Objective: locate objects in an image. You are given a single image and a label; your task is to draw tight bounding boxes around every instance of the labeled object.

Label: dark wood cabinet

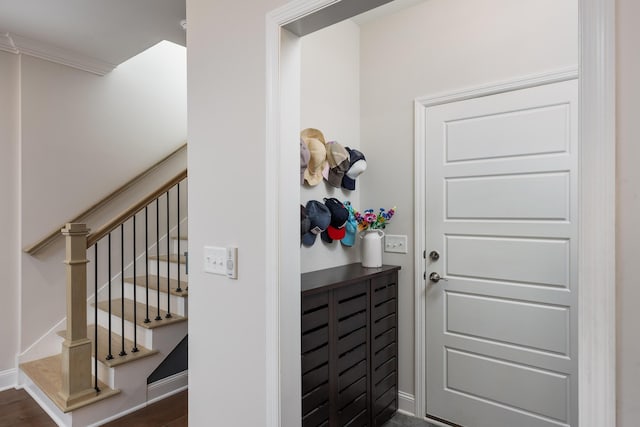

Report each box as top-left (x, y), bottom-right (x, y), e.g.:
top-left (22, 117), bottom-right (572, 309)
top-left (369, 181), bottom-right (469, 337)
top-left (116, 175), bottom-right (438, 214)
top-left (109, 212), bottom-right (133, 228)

top-left (301, 264), bottom-right (401, 427)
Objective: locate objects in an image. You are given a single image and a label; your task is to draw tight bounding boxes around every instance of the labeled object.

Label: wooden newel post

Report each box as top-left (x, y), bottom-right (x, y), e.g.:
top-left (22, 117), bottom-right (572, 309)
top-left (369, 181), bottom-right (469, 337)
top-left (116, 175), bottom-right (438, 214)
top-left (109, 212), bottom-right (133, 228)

top-left (59, 223), bottom-right (95, 406)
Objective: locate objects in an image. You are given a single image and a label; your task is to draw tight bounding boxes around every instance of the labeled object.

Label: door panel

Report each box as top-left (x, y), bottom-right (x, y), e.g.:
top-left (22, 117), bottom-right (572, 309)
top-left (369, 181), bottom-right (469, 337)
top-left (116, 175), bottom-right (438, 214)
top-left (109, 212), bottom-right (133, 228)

top-left (446, 348), bottom-right (569, 422)
top-left (446, 235), bottom-right (570, 287)
top-left (446, 292), bottom-right (569, 355)
top-left (446, 172), bottom-right (570, 220)
top-left (425, 79), bottom-right (578, 427)
top-left (445, 103), bottom-right (570, 162)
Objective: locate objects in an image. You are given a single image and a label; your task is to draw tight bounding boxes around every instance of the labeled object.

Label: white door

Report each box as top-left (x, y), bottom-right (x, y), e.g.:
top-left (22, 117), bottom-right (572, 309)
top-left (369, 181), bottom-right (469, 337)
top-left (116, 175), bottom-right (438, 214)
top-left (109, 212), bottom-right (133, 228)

top-left (424, 79), bottom-right (578, 427)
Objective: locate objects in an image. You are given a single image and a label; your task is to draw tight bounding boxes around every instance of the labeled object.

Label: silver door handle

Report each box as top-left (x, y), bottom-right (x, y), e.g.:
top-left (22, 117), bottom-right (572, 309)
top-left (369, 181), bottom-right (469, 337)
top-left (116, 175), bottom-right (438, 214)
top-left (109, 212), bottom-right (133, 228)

top-left (429, 272), bottom-right (448, 283)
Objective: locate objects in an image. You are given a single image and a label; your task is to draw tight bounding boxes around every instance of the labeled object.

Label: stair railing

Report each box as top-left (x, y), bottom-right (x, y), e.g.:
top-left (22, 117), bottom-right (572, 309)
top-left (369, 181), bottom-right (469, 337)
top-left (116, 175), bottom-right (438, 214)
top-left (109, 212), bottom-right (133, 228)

top-left (26, 143), bottom-right (187, 255)
top-left (62, 170), bottom-right (187, 394)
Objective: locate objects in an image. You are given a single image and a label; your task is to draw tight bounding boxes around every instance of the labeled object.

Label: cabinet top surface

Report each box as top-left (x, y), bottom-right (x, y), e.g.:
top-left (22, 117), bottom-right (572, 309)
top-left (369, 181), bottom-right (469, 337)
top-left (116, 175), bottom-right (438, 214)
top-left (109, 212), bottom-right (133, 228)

top-left (301, 263), bottom-right (401, 294)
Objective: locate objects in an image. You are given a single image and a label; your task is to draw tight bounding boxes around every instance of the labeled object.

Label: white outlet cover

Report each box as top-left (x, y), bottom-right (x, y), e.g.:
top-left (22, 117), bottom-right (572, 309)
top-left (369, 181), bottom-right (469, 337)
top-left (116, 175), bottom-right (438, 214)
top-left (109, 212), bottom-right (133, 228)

top-left (204, 246), bottom-right (227, 275)
top-left (384, 234), bottom-right (408, 254)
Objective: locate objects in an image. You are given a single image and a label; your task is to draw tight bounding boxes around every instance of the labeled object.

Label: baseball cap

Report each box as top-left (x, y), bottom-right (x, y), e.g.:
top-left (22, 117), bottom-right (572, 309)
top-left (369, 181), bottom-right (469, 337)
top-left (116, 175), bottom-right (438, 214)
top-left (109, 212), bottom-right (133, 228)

top-left (342, 148), bottom-right (367, 191)
top-left (302, 200), bottom-right (331, 246)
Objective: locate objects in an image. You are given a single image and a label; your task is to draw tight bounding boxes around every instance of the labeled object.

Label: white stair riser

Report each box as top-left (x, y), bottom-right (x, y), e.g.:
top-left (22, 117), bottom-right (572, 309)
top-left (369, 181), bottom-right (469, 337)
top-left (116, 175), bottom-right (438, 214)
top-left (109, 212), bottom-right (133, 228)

top-left (123, 282), bottom-right (188, 317)
top-left (96, 309), bottom-right (154, 350)
top-left (172, 238), bottom-right (188, 255)
top-left (88, 319), bottom-right (187, 390)
top-left (148, 259), bottom-right (187, 280)
top-left (92, 358), bottom-right (114, 389)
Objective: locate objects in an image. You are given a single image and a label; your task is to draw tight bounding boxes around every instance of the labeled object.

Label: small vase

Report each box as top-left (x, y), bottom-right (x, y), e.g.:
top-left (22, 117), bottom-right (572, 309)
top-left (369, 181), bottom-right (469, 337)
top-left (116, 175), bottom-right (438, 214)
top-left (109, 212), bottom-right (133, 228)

top-left (360, 229), bottom-right (385, 268)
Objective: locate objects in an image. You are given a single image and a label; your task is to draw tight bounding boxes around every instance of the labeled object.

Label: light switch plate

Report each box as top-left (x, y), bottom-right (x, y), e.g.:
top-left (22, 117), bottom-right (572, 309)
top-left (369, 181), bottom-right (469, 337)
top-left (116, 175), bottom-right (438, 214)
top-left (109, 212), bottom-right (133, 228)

top-left (204, 246), bottom-right (227, 275)
top-left (385, 234), bottom-right (408, 254)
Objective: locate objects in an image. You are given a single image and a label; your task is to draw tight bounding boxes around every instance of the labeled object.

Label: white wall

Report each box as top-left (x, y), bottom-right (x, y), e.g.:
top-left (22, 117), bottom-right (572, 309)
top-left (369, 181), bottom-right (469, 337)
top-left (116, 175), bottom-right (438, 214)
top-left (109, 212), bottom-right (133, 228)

top-left (359, 0), bottom-right (577, 402)
top-left (186, 0), bottom-right (287, 425)
top-left (19, 41), bottom-right (187, 355)
top-left (0, 50), bottom-right (19, 375)
top-left (616, 0), bottom-right (640, 424)
top-left (184, 0), bottom-right (640, 425)
top-left (300, 20), bottom-right (361, 272)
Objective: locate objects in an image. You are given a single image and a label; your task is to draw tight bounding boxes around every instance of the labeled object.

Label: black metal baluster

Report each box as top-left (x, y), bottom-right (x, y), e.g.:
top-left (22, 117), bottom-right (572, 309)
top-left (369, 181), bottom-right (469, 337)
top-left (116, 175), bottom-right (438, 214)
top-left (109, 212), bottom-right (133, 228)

top-left (119, 224), bottom-right (127, 357)
top-left (176, 182), bottom-right (182, 293)
top-left (144, 207), bottom-right (150, 324)
top-left (166, 191), bottom-right (172, 319)
top-left (155, 199), bottom-right (162, 321)
top-left (94, 243), bottom-right (100, 392)
top-left (132, 216), bottom-right (139, 352)
top-left (106, 233), bottom-right (113, 360)
top-left (184, 251), bottom-right (188, 291)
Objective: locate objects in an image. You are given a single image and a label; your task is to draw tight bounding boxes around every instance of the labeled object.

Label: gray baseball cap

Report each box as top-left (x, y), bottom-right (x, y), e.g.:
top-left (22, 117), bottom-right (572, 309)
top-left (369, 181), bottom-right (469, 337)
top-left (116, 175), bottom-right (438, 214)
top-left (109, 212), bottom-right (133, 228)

top-left (302, 200), bottom-right (331, 247)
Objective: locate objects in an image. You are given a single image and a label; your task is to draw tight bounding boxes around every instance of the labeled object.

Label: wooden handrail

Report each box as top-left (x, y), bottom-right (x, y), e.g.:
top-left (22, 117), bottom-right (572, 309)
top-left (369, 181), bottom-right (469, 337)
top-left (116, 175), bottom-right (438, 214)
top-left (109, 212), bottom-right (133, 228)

top-left (24, 143), bottom-right (187, 255)
top-left (87, 170), bottom-right (187, 248)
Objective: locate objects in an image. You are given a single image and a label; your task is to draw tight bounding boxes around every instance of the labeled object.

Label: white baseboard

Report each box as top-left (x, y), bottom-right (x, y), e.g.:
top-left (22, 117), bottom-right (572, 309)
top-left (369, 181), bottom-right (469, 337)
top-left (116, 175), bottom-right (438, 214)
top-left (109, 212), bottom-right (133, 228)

top-left (147, 370), bottom-right (188, 403)
top-left (86, 371), bottom-right (189, 427)
top-left (397, 390), bottom-right (416, 416)
top-left (20, 371), bottom-right (71, 427)
top-left (0, 368), bottom-right (17, 392)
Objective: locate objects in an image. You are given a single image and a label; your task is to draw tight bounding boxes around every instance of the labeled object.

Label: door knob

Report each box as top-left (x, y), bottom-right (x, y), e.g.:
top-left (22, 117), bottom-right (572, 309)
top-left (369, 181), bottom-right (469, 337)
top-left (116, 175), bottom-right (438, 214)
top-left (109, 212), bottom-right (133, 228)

top-left (429, 272), bottom-right (447, 283)
top-left (429, 251), bottom-right (440, 261)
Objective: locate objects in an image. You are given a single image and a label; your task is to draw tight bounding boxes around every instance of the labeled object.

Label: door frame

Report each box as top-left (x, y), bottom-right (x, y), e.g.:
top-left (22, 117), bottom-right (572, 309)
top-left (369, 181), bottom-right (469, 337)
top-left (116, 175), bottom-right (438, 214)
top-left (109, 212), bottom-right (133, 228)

top-left (265, 1), bottom-right (615, 426)
top-left (414, 68), bottom-right (580, 424)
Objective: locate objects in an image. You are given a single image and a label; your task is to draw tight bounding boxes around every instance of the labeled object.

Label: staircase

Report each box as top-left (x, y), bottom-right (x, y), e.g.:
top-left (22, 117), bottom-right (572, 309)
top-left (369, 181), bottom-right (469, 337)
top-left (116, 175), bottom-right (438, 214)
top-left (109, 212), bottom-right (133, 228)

top-left (19, 177), bottom-right (188, 427)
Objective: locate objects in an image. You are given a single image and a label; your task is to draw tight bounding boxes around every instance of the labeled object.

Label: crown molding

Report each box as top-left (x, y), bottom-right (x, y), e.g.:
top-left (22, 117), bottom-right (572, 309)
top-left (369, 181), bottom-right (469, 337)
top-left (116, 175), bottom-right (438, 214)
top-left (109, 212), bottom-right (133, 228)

top-left (0, 32), bottom-right (116, 75)
top-left (0, 33), bottom-right (18, 54)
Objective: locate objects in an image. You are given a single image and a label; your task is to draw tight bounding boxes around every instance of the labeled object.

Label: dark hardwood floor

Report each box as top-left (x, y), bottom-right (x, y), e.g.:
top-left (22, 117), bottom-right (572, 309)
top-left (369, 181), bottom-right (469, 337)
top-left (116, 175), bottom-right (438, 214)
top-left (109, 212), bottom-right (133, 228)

top-left (101, 390), bottom-right (187, 427)
top-left (0, 388), bottom-right (56, 427)
top-left (0, 387), bottom-right (432, 427)
top-left (0, 388), bottom-right (188, 427)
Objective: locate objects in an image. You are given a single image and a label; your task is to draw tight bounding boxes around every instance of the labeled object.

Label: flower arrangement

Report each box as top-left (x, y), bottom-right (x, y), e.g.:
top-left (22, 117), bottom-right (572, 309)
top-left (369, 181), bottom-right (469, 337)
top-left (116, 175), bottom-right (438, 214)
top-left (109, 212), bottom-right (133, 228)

top-left (354, 207), bottom-right (396, 231)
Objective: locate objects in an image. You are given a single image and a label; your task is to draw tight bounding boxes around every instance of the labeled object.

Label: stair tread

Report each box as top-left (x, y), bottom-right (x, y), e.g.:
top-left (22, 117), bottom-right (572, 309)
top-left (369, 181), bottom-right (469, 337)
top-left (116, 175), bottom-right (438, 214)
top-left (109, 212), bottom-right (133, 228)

top-left (124, 275), bottom-right (188, 297)
top-left (95, 298), bottom-right (187, 329)
top-left (20, 354), bottom-right (120, 413)
top-left (57, 325), bottom-right (158, 368)
top-left (150, 254), bottom-right (187, 264)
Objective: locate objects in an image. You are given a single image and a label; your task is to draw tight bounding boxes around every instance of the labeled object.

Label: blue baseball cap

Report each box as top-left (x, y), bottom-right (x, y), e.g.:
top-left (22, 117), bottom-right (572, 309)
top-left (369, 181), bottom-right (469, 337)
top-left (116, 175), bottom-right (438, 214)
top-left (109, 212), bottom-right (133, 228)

top-left (341, 203), bottom-right (358, 247)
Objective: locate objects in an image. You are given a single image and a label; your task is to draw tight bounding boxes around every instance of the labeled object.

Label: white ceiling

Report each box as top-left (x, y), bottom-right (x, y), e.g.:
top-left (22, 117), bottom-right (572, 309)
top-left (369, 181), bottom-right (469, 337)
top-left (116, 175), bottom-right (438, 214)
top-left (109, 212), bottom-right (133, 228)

top-left (0, 0), bottom-right (185, 69)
